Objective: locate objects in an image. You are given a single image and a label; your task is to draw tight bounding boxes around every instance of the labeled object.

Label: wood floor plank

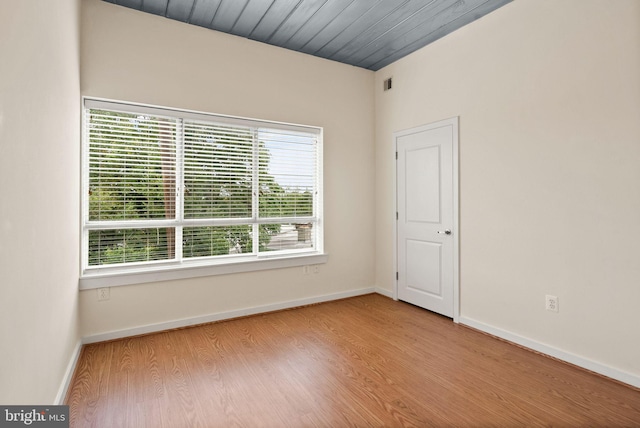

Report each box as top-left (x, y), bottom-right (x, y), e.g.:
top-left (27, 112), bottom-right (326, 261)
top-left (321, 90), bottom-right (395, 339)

top-left (66, 294), bottom-right (640, 427)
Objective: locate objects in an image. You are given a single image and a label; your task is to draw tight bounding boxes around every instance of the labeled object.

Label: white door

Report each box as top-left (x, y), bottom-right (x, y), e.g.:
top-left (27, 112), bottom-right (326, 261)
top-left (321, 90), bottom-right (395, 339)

top-left (396, 118), bottom-right (458, 318)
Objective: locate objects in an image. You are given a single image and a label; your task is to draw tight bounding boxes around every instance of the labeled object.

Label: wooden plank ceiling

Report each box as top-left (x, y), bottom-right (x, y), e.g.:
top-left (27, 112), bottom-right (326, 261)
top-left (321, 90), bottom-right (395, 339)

top-left (104, 0), bottom-right (512, 71)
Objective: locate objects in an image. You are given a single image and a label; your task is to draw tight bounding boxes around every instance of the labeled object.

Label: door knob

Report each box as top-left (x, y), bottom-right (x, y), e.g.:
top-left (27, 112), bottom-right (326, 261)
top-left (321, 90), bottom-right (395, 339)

top-left (437, 229), bottom-right (452, 235)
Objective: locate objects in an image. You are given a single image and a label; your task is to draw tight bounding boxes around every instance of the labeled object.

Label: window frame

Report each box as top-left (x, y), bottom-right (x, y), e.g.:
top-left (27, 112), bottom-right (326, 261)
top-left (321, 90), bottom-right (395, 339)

top-left (80, 98), bottom-right (326, 289)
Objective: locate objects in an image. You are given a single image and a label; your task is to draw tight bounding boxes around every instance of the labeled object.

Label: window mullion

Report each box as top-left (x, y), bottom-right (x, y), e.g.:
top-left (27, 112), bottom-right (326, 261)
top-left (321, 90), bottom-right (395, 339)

top-left (81, 108), bottom-right (90, 272)
top-left (314, 136), bottom-right (322, 252)
top-left (175, 119), bottom-right (184, 262)
top-left (252, 128), bottom-right (259, 255)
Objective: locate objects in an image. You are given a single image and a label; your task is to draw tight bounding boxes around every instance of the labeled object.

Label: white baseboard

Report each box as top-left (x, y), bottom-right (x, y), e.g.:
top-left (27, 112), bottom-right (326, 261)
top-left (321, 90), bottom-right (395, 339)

top-left (375, 287), bottom-right (393, 298)
top-left (459, 316), bottom-right (640, 390)
top-left (83, 287), bottom-right (376, 344)
top-left (55, 340), bottom-right (82, 404)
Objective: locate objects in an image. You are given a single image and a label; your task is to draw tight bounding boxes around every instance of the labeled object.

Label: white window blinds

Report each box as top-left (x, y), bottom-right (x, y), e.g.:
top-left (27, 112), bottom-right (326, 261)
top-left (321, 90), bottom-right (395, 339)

top-left (83, 99), bottom-right (322, 273)
top-left (183, 121), bottom-right (254, 220)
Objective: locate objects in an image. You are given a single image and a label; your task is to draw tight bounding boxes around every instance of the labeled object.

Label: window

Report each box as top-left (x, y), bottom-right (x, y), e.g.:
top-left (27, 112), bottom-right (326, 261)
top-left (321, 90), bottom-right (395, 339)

top-left (81, 99), bottom-right (324, 288)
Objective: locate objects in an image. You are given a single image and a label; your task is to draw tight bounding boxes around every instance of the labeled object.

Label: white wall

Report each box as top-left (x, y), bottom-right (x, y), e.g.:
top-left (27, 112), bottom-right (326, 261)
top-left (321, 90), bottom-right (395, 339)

top-left (79, 0), bottom-right (375, 337)
top-left (375, 0), bottom-right (640, 380)
top-left (0, 0), bottom-right (81, 403)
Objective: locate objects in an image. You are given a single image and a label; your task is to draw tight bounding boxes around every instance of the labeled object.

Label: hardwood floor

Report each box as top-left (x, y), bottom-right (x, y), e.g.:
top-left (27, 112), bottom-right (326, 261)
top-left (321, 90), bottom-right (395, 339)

top-left (66, 294), bottom-right (640, 427)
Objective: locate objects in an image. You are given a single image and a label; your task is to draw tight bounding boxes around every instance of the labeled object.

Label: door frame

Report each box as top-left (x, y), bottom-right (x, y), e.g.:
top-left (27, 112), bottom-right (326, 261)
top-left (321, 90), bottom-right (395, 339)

top-left (392, 117), bottom-right (460, 322)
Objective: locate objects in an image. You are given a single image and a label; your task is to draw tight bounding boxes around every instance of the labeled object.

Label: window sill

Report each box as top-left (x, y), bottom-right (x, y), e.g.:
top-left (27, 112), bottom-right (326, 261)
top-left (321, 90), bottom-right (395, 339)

top-left (79, 252), bottom-right (329, 290)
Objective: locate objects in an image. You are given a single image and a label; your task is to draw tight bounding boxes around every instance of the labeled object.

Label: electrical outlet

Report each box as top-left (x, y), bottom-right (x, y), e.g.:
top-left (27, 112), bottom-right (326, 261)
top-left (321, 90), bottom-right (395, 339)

top-left (545, 295), bottom-right (558, 312)
top-left (98, 287), bottom-right (110, 301)
top-left (303, 266), bottom-right (310, 275)
top-left (313, 265), bottom-right (319, 274)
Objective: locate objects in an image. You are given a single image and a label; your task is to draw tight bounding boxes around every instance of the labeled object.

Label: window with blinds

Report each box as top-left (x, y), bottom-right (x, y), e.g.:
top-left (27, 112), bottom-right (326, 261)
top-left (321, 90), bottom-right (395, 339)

top-left (82, 99), bottom-right (322, 276)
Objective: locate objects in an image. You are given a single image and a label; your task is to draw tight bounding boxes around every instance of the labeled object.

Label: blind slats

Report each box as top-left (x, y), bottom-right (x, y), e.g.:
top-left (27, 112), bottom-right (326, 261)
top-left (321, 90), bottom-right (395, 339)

top-left (85, 98), bottom-right (321, 135)
top-left (84, 100), bottom-right (321, 269)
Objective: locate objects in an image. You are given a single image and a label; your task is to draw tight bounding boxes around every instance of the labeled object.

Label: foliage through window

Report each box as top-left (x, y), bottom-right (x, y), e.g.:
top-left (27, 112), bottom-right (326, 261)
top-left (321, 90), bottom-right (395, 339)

top-left (83, 99), bottom-right (322, 274)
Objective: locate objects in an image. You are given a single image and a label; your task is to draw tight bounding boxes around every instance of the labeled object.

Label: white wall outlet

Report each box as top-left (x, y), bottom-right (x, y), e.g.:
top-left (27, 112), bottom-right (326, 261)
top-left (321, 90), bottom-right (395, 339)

top-left (313, 265), bottom-right (319, 274)
top-left (303, 266), bottom-right (310, 275)
top-left (98, 287), bottom-right (110, 301)
top-left (545, 295), bottom-right (558, 312)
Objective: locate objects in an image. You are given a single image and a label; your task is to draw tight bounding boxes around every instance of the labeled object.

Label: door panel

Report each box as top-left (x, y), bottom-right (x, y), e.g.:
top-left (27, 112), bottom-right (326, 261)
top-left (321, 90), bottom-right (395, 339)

top-left (406, 239), bottom-right (441, 296)
top-left (396, 118), bottom-right (457, 318)
top-left (406, 145), bottom-right (440, 223)
top-left (405, 146), bottom-right (440, 223)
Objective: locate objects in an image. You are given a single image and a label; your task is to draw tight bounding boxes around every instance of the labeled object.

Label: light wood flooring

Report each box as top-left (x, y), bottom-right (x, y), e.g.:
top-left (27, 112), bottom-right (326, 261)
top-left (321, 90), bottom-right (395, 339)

top-left (66, 294), bottom-right (640, 427)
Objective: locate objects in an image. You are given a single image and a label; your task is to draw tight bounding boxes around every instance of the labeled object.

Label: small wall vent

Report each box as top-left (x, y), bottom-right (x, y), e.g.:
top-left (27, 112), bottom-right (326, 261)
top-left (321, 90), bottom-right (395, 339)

top-left (383, 77), bottom-right (393, 91)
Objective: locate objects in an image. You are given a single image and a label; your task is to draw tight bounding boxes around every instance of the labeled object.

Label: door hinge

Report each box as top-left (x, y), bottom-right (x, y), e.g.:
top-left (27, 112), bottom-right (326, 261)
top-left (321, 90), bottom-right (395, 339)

top-left (396, 272), bottom-right (399, 280)
top-left (396, 212), bottom-right (398, 220)
top-left (395, 151), bottom-right (398, 160)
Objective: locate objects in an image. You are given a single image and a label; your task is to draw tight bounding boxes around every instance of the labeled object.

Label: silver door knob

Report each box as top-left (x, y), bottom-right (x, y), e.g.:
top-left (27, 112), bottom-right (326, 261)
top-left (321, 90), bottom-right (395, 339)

top-left (437, 229), bottom-right (452, 235)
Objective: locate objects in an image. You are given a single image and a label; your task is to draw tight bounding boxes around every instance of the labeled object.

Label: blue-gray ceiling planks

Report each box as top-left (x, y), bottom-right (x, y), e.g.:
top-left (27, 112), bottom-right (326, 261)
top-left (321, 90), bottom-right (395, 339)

top-left (327, 0), bottom-right (445, 65)
top-left (281, 0), bottom-right (356, 50)
top-left (268, 0), bottom-right (329, 45)
top-left (188, 0), bottom-right (222, 28)
top-left (249, 0), bottom-right (301, 40)
top-left (105, 0), bottom-right (512, 71)
top-left (114, 0), bottom-right (142, 9)
top-left (166, 0), bottom-right (196, 22)
top-left (231, 0), bottom-right (275, 37)
top-left (211, 0), bottom-right (250, 33)
top-left (299, 0), bottom-right (385, 56)
top-left (142, 0), bottom-right (169, 16)
top-left (311, 0), bottom-right (406, 58)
